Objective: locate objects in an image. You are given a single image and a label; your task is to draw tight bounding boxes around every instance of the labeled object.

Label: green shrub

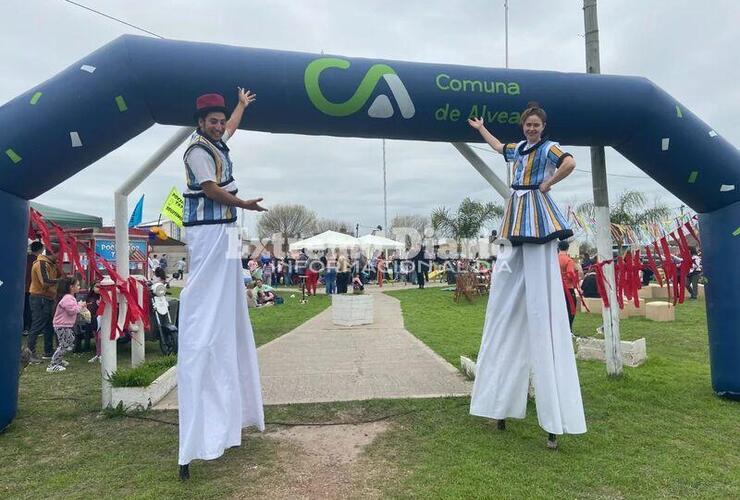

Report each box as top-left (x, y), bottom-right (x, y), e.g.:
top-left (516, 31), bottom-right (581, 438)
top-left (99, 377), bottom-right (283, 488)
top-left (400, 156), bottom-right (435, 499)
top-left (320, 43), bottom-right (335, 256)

top-left (108, 355), bottom-right (177, 387)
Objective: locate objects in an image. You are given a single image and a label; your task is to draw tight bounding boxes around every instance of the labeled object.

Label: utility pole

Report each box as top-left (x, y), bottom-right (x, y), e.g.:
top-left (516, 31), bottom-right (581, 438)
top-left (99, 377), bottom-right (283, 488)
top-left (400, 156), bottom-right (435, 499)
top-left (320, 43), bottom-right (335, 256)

top-left (504, 0), bottom-right (512, 187)
top-left (504, 0), bottom-right (509, 68)
top-left (584, 0), bottom-right (623, 376)
top-left (382, 139), bottom-right (388, 236)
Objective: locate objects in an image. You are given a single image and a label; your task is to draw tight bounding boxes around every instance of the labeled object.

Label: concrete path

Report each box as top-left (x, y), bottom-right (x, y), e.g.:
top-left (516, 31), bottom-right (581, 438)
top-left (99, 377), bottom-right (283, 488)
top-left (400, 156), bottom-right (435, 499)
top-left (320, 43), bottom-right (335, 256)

top-left (155, 287), bottom-right (470, 409)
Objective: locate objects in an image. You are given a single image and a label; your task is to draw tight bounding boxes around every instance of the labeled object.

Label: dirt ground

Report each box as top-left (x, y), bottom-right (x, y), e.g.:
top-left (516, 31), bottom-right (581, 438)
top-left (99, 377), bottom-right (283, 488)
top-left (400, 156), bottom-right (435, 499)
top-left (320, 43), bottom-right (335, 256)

top-left (236, 421), bottom-right (391, 499)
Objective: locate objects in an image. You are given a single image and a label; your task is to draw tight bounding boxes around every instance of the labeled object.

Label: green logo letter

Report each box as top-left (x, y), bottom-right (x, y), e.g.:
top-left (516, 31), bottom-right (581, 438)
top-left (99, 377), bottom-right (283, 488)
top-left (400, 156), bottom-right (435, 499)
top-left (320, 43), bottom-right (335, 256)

top-left (304, 57), bottom-right (415, 119)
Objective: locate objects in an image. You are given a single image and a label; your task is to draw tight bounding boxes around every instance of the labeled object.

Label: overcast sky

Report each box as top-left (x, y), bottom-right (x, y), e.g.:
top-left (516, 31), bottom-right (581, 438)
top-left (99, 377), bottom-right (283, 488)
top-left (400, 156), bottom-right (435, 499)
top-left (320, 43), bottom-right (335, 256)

top-left (3, 0), bottom-right (738, 236)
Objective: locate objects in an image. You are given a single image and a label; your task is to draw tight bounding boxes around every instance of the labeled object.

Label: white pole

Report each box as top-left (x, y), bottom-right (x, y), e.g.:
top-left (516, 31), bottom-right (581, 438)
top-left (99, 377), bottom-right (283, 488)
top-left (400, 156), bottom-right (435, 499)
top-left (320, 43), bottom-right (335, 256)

top-left (583, 0), bottom-right (622, 376)
top-left (130, 275), bottom-right (146, 366)
top-left (113, 191), bottom-right (129, 364)
top-left (451, 143), bottom-right (510, 200)
top-left (113, 127), bottom-right (193, 370)
top-left (100, 277), bottom-right (116, 408)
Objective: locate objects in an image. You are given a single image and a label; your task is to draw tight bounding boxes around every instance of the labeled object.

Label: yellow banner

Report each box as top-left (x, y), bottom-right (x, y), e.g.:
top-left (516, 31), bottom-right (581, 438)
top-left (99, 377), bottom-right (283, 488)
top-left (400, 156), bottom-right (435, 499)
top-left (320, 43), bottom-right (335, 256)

top-left (160, 186), bottom-right (184, 228)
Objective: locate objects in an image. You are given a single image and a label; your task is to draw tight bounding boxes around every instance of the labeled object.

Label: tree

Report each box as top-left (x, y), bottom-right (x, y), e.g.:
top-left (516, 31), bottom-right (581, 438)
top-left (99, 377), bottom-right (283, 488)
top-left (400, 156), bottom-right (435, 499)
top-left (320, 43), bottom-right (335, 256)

top-left (389, 214), bottom-right (430, 248)
top-left (257, 204), bottom-right (317, 252)
top-left (315, 218), bottom-right (353, 235)
top-left (576, 189), bottom-right (672, 247)
top-left (431, 198), bottom-right (504, 253)
top-left (390, 214), bottom-right (429, 236)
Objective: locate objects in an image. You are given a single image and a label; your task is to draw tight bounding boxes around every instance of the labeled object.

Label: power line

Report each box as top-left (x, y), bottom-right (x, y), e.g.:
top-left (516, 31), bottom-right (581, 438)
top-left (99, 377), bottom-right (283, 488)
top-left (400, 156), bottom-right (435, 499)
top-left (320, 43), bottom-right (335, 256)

top-left (467, 144), bottom-right (651, 180)
top-left (571, 168), bottom-right (648, 179)
top-left (63, 0), bottom-right (165, 39)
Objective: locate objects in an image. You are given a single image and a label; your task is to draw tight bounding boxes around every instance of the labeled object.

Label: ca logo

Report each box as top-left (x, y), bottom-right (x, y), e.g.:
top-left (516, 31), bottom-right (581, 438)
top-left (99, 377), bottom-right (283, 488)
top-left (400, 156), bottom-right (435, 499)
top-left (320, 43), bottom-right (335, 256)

top-left (304, 57), bottom-right (415, 119)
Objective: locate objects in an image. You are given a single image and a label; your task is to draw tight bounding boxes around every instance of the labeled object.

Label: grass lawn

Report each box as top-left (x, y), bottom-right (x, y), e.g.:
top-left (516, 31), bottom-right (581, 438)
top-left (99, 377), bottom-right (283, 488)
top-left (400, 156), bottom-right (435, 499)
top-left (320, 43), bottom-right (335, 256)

top-left (0, 293), bottom-right (330, 499)
top-left (249, 293), bottom-right (330, 346)
top-left (380, 288), bottom-right (739, 498)
top-left (169, 286), bottom-right (329, 346)
top-left (3, 286), bottom-right (738, 498)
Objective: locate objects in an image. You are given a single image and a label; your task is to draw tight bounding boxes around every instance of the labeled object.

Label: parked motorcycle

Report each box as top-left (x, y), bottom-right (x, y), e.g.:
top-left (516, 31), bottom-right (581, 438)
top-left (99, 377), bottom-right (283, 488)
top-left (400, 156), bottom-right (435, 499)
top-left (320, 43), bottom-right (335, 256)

top-left (148, 280), bottom-right (178, 355)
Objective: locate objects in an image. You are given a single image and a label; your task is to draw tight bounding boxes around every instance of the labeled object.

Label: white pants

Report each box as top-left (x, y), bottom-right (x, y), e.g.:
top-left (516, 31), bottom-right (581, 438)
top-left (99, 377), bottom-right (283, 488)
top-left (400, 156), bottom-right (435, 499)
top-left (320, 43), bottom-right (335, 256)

top-left (470, 241), bottom-right (586, 435)
top-left (178, 223), bottom-right (264, 465)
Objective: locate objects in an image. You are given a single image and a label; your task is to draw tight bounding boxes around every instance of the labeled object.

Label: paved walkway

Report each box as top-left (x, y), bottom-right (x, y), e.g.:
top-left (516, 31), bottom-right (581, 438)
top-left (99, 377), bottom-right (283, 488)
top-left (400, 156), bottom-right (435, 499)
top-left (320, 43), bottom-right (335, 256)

top-left (155, 287), bottom-right (470, 409)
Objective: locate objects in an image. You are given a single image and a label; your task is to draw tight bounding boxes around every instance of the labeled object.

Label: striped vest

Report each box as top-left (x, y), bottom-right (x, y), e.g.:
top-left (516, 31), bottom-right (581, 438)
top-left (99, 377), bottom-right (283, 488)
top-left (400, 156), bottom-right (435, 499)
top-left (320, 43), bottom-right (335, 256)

top-left (182, 130), bottom-right (238, 227)
top-left (498, 138), bottom-right (574, 245)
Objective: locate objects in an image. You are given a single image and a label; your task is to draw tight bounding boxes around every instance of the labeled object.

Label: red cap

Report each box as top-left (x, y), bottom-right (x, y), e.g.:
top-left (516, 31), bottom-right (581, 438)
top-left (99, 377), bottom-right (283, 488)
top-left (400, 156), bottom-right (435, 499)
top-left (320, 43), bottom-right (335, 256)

top-left (194, 93), bottom-right (227, 117)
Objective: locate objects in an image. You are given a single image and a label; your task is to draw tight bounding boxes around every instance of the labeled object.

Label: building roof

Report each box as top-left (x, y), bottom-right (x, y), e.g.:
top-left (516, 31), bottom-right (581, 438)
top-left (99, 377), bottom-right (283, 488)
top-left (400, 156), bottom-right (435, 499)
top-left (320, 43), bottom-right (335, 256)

top-left (30, 201), bottom-right (103, 229)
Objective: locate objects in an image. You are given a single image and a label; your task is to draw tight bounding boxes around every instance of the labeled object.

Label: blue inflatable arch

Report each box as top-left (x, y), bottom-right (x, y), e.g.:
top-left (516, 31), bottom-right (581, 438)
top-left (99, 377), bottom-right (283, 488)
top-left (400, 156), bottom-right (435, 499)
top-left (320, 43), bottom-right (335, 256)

top-left (2, 35), bottom-right (738, 429)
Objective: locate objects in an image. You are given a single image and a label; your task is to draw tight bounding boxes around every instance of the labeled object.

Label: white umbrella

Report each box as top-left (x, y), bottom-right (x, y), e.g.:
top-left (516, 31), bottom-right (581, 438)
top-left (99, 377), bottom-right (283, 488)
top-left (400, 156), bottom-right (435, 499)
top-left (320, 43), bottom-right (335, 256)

top-left (358, 234), bottom-right (405, 255)
top-left (289, 230), bottom-right (360, 251)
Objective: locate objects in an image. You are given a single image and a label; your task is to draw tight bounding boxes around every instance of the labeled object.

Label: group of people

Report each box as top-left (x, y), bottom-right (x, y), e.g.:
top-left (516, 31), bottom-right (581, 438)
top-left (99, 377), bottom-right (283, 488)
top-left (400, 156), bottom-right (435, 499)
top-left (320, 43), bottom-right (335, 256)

top-left (241, 245), bottom-right (487, 295)
top-left (23, 241), bottom-right (103, 371)
top-left (148, 253), bottom-right (186, 281)
top-left (245, 278), bottom-right (279, 307)
top-left (162, 87), bottom-right (706, 478)
top-left (241, 248), bottom-right (372, 297)
top-left (22, 247), bottom-right (193, 374)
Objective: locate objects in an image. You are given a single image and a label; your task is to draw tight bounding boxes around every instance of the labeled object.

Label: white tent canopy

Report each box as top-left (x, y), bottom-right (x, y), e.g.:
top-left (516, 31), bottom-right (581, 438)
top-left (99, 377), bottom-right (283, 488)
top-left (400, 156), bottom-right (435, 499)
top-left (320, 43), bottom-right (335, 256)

top-left (358, 234), bottom-right (405, 254)
top-left (289, 230), bottom-right (360, 251)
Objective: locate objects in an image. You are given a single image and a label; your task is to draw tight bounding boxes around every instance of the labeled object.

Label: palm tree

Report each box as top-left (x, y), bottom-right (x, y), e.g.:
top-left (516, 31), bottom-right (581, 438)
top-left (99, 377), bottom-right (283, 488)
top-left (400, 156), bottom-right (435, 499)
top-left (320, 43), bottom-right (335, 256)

top-left (431, 198), bottom-right (504, 254)
top-left (575, 190), bottom-right (672, 247)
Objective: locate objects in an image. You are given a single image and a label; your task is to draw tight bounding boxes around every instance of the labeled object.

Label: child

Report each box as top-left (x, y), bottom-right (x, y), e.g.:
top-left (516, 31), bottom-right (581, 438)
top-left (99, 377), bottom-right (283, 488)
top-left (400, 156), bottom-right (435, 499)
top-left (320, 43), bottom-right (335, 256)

top-left (376, 255), bottom-right (386, 287)
top-left (257, 290), bottom-right (276, 306)
top-left (48, 277), bottom-right (86, 372)
top-left (352, 272), bottom-right (365, 294)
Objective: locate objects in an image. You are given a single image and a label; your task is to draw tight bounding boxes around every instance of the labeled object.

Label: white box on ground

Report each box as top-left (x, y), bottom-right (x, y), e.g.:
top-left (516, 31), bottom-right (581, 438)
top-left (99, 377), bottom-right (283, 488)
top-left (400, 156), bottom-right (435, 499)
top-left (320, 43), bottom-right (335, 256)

top-left (581, 298), bottom-right (628, 318)
top-left (581, 297), bottom-right (603, 314)
top-left (648, 283), bottom-right (669, 299)
top-left (575, 337), bottom-right (647, 367)
top-left (110, 365), bottom-right (177, 410)
top-left (332, 294), bottom-right (374, 326)
top-left (646, 301), bottom-right (675, 322)
top-left (624, 300), bottom-right (646, 317)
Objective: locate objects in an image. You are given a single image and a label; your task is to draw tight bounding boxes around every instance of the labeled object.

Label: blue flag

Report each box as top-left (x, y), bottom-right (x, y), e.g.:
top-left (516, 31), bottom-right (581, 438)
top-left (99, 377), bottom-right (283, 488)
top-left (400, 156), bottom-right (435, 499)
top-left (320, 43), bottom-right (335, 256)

top-left (128, 194), bottom-right (144, 227)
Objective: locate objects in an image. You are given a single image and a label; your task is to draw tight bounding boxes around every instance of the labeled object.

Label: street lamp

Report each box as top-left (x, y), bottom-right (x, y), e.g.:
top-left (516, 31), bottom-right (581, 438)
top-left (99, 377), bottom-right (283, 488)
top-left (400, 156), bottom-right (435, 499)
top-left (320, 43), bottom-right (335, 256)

top-left (355, 223), bottom-right (383, 237)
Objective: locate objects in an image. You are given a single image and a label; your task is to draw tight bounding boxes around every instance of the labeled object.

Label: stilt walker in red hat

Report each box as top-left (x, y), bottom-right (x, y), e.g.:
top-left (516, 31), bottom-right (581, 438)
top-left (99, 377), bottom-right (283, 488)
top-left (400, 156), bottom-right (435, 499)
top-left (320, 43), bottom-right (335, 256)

top-left (177, 88), bottom-right (267, 480)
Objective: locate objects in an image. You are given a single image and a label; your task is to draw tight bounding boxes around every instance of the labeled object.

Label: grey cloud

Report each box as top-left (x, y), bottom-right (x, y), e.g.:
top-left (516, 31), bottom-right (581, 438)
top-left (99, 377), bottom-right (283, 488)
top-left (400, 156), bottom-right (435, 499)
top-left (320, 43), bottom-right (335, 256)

top-left (4, 0), bottom-right (736, 234)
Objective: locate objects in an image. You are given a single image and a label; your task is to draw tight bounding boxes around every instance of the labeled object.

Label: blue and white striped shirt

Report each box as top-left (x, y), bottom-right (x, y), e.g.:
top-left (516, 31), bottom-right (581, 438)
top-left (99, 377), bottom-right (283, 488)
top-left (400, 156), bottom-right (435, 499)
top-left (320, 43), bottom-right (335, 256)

top-left (183, 130), bottom-right (238, 227)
